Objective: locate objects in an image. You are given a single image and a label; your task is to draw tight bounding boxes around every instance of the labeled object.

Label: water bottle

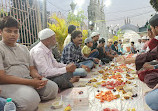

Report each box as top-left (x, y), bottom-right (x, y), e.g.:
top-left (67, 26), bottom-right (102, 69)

top-left (4, 98), bottom-right (16, 111)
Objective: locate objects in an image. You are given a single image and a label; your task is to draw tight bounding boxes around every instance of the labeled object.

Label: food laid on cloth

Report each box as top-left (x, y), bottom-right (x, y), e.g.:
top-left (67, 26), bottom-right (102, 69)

top-left (101, 80), bottom-right (126, 89)
top-left (89, 78), bottom-right (97, 82)
top-left (92, 83), bottom-right (98, 88)
top-left (110, 63), bottom-right (115, 66)
top-left (108, 74), bottom-right (122, 79)
top-left (122, 92), bottom-right (133, 100)
top-left (98, 70), bottom-right (105, 74)
top-left (65, 55), bottom-right (142, 110)
top-left (92, 71), bottom-right (100, 75)
top-left (126, 80), bottom-right (132, 84)
top-left (64, 104), bottom-right (72, 111)
top-left (103, 108), bottom-right (119, 111)
top-left (95, 90), bottom-right (118, 102)
top-left (126, 54), bottom-right (134, 58)
top-left (127, 108), bottom-right (136, 111)
top-left (77, 83), bottom-right (86, 87)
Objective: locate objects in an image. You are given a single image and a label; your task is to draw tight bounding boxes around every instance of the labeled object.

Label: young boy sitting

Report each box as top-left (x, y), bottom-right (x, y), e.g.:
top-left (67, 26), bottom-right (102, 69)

top-left (82, 38), bottom-right (99, 58)
top-left (0, 16), bottom-right (58, 111)
top-left (97, 38), bottom-right (112, 64)
top-left (130, 41), bottom-right (137, 54)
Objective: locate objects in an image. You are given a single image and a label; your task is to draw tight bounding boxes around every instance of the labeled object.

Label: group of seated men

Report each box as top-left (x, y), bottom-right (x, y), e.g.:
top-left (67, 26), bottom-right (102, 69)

top-left (0, 16), bottom-right (117, 111)
top-left (0, 16), bottom-right (59, 111)
top-left (2, 13), bottom-right (158, 111)
top-left (115, 14), bottom-right (158, 111)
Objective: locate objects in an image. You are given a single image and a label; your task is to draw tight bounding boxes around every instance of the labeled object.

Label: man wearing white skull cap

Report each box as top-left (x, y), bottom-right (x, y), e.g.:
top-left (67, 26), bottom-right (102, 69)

top-left (30, 28), bottom-right (80, 91)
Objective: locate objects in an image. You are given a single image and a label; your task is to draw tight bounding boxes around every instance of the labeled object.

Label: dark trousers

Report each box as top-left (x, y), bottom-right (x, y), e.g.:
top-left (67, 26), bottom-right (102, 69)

top-left (48, 72), bottom-right (73, 91)
top-left (100, 55), bottom-right (112, 64)
top-left (88, 51), bottom-right (99, 58)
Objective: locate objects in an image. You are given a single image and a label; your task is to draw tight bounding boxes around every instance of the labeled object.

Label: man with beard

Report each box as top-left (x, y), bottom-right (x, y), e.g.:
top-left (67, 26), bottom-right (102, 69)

top-left (61, 30), bottom-right (99, 76)
top-left (30, 28), bottom-right (80, 91)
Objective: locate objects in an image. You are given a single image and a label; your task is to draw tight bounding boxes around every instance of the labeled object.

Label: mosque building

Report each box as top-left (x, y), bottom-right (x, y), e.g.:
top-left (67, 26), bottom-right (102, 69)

top-left (88, 0), bottom-right (108, 40)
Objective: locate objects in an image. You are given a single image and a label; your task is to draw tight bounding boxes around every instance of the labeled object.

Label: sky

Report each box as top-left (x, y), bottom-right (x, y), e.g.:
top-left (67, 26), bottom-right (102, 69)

top-left (47, 0), bottom-right (156, 27)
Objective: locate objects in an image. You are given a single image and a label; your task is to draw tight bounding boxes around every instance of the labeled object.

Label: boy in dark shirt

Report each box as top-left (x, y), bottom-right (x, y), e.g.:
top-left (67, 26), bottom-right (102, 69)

top-left (97, 38), bottom-right (112, 64)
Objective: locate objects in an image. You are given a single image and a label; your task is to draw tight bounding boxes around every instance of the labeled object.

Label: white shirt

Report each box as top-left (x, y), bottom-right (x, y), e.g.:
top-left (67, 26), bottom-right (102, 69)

top-left (63, 34), bottom-right (71, 48)
top-left (136, 42), bottom-right (143, 52)
top-left (30, 42), bottom-right (67, 77)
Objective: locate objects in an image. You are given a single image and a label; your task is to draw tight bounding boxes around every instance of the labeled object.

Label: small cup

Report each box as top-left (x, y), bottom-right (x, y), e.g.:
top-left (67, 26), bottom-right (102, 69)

top-left (52, 101), bottom-right (63, 109)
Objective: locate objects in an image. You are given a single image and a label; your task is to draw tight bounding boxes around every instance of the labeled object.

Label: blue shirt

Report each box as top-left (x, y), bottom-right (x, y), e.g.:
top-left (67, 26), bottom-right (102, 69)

top-left (105, 45), bottom-right (112, 52)
top-left (105, 45), bottom-right (117, 55)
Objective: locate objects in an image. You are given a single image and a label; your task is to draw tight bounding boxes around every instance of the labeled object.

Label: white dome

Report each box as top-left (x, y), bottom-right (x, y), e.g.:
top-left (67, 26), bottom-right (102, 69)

top-left (120, 24), bottom-right (139, 32)
top-left (123, 30), bottom-right (141, 43)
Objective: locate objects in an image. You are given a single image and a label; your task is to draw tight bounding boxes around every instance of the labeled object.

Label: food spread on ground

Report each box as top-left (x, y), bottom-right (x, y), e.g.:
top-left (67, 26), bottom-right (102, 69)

top-left (51, 55), bottom-right (147, 111)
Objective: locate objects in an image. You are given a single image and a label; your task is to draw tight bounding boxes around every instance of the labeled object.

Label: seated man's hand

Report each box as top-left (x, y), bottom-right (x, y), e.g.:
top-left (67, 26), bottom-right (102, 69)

top-left (116, 56), bottom-right (125, 64)
top-left (93, 58), bottom-right (99, 64)
top-left (143, 63), bottom-right (154, 70)
top-left (145, 83), bottom-right (158, 95)
top-left (66, 63), bottom-right (76, 72)
top-left (70, 76), bottom-right (80, 83)
top-left (82, 65), bottom-right (91, 72)
top-left (31, 78), bottom-right (48, 89)
top-left (92, 49), bottom-right (98, 52)
top-left (144, 90), bottom-right (152, 95)
top-left (114, 54), bottom-right (118, 57)
top-left (33, 73), bottom-right (43, 80)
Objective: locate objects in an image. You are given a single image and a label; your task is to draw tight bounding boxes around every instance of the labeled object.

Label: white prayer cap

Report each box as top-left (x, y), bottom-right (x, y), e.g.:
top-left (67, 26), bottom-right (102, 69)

top-left (141, 36), bottom-right (148, 40)
top-left (146, 36), bottom-right (150, 39)
top-left (84, 38), bottom-right (93, 44)
top-left (38, 28), bottom-right (55, 40)
top-left (90, 32), bottom-right (100, 38)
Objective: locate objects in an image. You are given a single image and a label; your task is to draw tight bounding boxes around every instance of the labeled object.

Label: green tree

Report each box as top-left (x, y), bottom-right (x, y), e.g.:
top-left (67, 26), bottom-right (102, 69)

top-left (67, 10), bottom-right (88, 46)
top-left (48, 13), bottom-right (88, 52)
top-left (48, 14), bottom-right (68, 52)
top-left (0, 9), bottom-right (8, 17)
top-left (67, 10), bottom-right (87, 28)
top-left (150, 0), bottom-right (158, 12)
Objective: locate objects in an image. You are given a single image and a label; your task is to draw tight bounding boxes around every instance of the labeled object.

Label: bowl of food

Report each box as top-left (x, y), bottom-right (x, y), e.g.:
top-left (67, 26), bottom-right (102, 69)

top-left (111, 63), bottom-right (115, 66)
top-left (52, 101), bottom-right (63, 109)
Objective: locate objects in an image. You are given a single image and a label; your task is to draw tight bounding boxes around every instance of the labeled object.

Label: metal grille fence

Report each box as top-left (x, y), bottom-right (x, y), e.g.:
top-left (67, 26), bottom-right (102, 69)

top-left (0, 0), bottom-right (42, 46)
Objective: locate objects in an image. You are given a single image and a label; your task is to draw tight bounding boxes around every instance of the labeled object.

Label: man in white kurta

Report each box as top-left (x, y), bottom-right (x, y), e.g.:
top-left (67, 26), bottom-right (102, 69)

top-left (30, 28), bottom-right (79, 91)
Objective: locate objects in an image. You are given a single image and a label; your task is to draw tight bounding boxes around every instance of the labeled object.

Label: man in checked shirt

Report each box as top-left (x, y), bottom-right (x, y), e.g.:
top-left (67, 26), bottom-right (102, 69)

top-left (61, 30), bottom-right (99, 77)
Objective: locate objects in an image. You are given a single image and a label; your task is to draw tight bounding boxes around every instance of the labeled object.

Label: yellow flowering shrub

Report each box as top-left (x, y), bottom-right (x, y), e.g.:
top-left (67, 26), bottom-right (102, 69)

top-left (48, 14), bottom-right (88, 52)
top-left (48, 14), bottom-right (68, 52)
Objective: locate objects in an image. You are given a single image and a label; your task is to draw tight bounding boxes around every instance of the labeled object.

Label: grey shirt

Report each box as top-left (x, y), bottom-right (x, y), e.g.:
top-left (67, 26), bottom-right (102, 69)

top-left (0, 41), bottom-right (33, 78)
